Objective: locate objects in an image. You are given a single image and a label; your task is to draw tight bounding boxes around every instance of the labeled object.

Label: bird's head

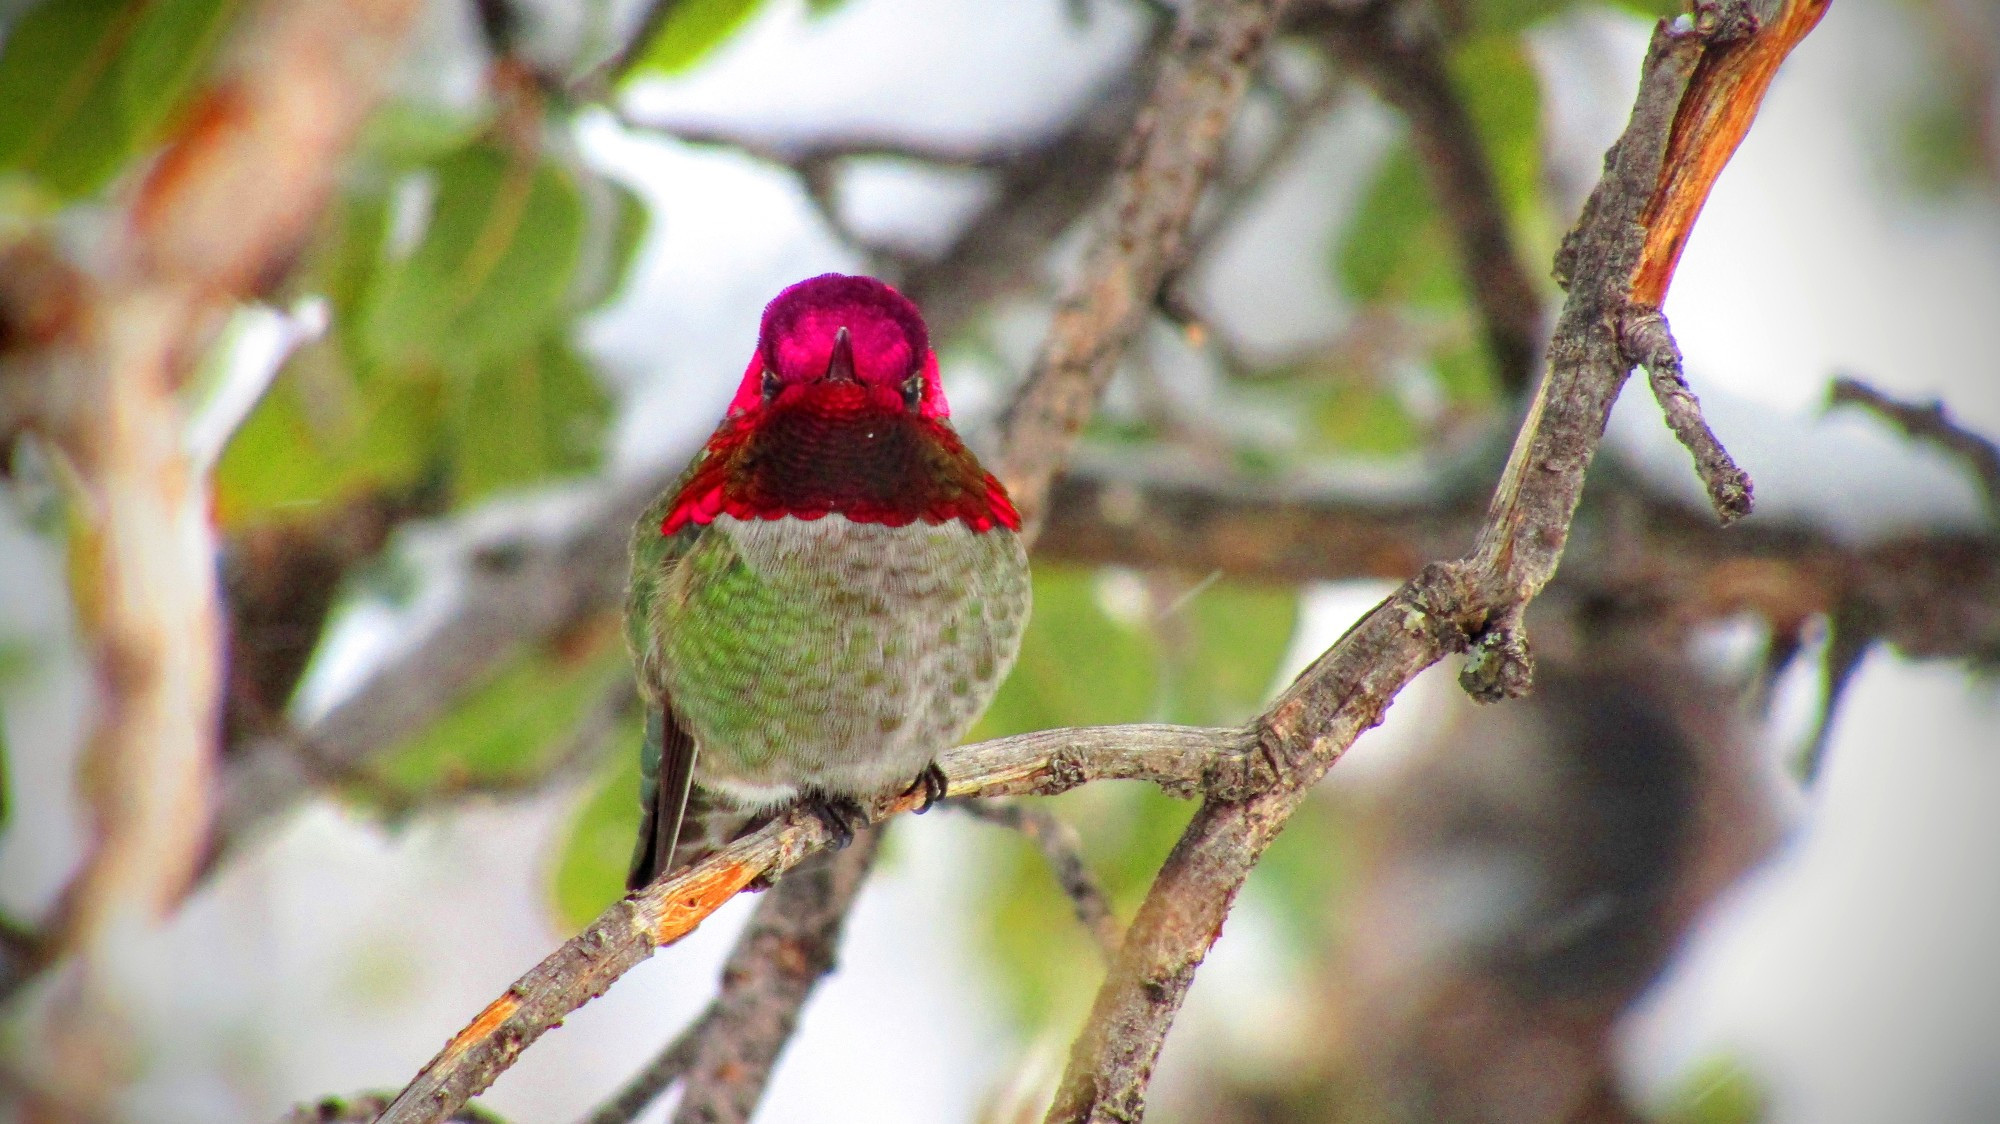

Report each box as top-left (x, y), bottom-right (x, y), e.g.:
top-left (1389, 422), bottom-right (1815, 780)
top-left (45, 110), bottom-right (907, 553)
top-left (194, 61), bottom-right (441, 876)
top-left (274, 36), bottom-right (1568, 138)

top-left (662, 273), bottom-right (1017, 535)
top-left (725, 273), bottom-right (948, 420)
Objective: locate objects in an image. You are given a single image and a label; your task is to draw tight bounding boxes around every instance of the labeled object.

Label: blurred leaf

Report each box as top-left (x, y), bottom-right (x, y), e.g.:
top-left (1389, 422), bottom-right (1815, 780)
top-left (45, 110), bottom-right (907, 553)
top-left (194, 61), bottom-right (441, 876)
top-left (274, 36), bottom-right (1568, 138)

top-left (625, 0), bottom-right (766, 78)
top-left (1656, 1055), bottom-right (1769, 1124)
top-left (1165, 580), bottom-right (1297, 726)
top-left (1603, 0), bottom-right (1684, 17)
top-left (1337, 35), bottom-right (1543, 306)
top-left (313, 188), bottom-right (393, 343)
top-left (552, 716), bottom-right (644, 929)
top-left (0, 0), bottom-right (236, 198)
top-left (0, 638), bottom-right (29, 836)
top-left (212, 349), bottom-right (443, 525)
top-left (1899, 80), bottom-right (1986, 197)
top-left (565, 175), bottom-right (650, 315)
top-left (0, 0), bottom-right (142, 197)
top-left (356, 102), bottom-right (488, 170)
top-left (450, 333), bottom-right (612, 501)
top-left (363, 144), bottom-right (586, 374)
top-left (1248, 793), bottom-right (1353, 947)
top-left (1471, 0), bottom-right (1580, 34)
top-left (972, 567), bottom-right (1159, 739)
top-left (1453, 36), bottom-right (1543, 217)
top-left (805, 0), bottom-right (852, 15)
top-left (1337, 145), bottom-right (1457, 307)
top-left (372, 629), bottom-right (624, 795)
top-left (973, 568), bottom-right (1295, 1025)
top-left (1433, 337), bottom-right (1499, 409)
top-left (118, 0), bottom-right (239, 143)
top-left (1310, 378), bottom-right (1421, 457)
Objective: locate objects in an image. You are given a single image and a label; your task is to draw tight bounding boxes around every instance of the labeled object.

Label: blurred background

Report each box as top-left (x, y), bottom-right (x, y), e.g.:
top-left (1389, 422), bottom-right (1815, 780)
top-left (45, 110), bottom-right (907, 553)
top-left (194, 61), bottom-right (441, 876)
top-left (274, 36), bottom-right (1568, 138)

top-left (0, 0), bottom-right (1996, 1120)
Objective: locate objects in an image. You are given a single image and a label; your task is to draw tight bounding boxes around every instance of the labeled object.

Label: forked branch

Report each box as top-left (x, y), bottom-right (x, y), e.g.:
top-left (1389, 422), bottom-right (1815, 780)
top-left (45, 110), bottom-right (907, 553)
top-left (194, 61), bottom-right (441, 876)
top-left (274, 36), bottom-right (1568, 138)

top-left (366, 0), bottom-right (1827, 1119)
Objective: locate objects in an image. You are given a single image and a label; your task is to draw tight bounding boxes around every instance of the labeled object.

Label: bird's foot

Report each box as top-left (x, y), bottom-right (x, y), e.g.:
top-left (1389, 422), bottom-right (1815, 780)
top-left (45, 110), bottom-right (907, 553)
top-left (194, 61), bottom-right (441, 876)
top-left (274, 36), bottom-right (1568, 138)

top-left (800, 791), bottom-right (867, 849)
top-left (903, 762), bottom-right (950, 813)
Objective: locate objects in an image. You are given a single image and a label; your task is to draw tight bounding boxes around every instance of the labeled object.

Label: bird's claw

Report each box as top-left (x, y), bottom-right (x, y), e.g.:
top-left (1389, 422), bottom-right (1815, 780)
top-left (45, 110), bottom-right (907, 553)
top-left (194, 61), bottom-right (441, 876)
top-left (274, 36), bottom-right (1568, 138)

top-left (904, 762), bottom-right (950, 813)
top-left (800, 791), bottom-right (866, 849)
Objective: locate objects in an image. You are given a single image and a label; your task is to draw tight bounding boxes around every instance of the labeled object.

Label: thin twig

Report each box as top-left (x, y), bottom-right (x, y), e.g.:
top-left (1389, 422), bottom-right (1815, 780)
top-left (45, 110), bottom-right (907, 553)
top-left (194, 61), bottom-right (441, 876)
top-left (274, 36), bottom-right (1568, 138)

top-left (949, 801), bottom-right (1122, 959)
top-left (1799, 599), bottom-right (1876, 784)
top-left (1621, 307), bottom-right (1754, 523)
top-left (576, 1011), bottom-right (717, 1124)
top-left (1042, 2), bottom-right (1824, 1119)
top-left (670, 833), bottom-right (883, 1123)
top-left (1301, 0), bottom-right (1547, 396)
top-left (1829, 375), bottom-right (2000, 521)
top-left (368, 723), bottom-right (1249, 1124)
top-left (998, 0), bottom-right (1293, 534)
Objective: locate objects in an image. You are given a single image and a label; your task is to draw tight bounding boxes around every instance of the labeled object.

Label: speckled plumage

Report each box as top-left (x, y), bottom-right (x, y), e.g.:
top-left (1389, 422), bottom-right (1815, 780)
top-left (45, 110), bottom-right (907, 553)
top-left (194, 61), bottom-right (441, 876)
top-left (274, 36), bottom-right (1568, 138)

top-left (623, 274), bottom-right (1030, 888)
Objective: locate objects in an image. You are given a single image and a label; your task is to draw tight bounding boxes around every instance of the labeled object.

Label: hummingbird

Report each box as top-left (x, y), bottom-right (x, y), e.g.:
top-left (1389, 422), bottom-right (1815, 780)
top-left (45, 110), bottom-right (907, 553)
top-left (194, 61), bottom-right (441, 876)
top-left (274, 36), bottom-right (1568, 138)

top-left (624, 273), bottom-right (1031, 889)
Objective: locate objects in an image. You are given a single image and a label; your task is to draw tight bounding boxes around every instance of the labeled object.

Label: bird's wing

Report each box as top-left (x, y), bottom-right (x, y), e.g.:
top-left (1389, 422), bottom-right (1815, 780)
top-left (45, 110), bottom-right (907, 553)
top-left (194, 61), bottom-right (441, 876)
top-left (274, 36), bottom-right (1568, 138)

top-left (627, 701), bottom-right (700, 890)
top-left (624, 467), bottom-right (709, 892)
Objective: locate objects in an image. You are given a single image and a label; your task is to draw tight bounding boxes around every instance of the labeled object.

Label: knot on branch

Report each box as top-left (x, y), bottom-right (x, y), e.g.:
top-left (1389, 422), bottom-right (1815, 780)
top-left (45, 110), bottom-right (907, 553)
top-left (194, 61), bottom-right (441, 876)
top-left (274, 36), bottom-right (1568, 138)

top-left (1459, 616), bottom-right (1535, 703)
top-left (1204, 726), bottom-right (1287, 803)
top-left (1693, 0), bottom-right (1763, 43)
top-left (1045, 746), bottom-right (1092, 795)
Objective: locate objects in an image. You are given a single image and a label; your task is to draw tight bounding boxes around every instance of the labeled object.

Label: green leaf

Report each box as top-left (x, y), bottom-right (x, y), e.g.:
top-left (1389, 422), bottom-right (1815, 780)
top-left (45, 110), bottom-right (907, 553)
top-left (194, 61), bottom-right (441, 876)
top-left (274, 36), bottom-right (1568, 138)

top-left (1453, 36), bottom-right (1544, 219)
top-left (0, 0), bottom-right (142, 197)
top-left (972, 567), bottom-right (1160, 739)
top-left (372, 632), bottom-right (625, 795)
top-left (551, 718), bottom-right (644, 929)
top-left (119, 0), bottom-right (239, 143)
top-left (1247, 793), bottom-right (1353, 947)
top-left (566, 175), bottom-right (650, 315)
top-left (1433, 338), bottom-right (1499, 409)
top-left (1471, 0), bottom-right (1579, 35)
top-left (212, 347), bottom-right (444, 525)
top-left (0, 638), bottom-right (29, 836)
top-left (625, 0), bottom-right (766, 78)
top-left (1603, 0), bottom-right (1684, 17)
top-left (1309, 378), bottom-right (1421, 457)
top-left (450, 333), bottom-right (612, 502)
top-left (0, 0), bottom-right (237, 198)
top-left (1655, 1055), bottom-right (1769, 1124)
top-left (1165, 580), bottom-right (1298, 726)
top-left (971, 570), bottom-right (1295, 1026)
top-left (363, 144), bottom-right (587, 374)
top-left (1899, 80), bottom-right (1986, 197)
top-left (1337, 144), bottom-right (1454, 307)
top-left (355, 102), bottom-right (487, 170)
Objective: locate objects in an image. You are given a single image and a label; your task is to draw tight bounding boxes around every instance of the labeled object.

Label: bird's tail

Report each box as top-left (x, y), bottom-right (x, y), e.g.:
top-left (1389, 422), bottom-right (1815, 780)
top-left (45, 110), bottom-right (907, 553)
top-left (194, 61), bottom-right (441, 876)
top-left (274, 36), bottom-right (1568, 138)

top-left (626, 704), bottom-right (771, 889)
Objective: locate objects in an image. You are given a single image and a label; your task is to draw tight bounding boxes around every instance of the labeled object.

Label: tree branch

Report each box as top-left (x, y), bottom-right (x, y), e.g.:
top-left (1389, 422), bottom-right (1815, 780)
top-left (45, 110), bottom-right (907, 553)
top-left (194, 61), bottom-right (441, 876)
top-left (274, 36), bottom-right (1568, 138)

top-left (576, 1012), bottom-right (713, 1124)
top-left (1829, 374), bottom-right (2000, 521)
top-left (663, 836), bottom-right (883, 1124)
top-left (997, 0), bottom-right (1293, 534)
top-left (1300, 0), bottom-right (1547, 396)
top-left (0, 0), bottom-right (422, 976)
top-left (369, 724), bottom-right (1248, 1124)
top-left (1042, 2), bottom-right (1821, 1118)
top-left (950, 800), bottom-right (1123, 959)
top-left (1621, 307), bottom-right (1754, 522)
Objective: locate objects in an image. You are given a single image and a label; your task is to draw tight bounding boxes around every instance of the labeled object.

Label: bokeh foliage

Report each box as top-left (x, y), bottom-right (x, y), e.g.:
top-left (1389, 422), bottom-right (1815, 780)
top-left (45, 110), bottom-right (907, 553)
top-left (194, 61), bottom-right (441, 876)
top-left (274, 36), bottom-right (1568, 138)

top-left (0, 0), bottom-right (1988, 1114)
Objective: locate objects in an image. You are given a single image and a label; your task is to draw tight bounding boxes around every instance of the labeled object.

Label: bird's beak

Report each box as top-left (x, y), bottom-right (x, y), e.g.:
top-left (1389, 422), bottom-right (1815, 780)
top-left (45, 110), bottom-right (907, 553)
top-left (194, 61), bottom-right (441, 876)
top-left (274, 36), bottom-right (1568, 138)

top-left (823, 326), bottom-right (857, 383)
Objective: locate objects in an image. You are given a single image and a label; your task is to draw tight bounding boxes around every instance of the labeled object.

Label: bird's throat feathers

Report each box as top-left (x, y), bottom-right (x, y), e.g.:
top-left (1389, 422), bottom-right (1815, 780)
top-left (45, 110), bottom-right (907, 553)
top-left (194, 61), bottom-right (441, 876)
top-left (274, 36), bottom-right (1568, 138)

top-left (661, 382), bottom-right (1020, 535)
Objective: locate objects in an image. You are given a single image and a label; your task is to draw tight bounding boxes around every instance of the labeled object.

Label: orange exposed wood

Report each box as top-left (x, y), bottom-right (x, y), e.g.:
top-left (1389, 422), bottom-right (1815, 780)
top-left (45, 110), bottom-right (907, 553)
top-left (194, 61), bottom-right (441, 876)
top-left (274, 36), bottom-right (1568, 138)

top-left (441, 993), bottom-right (521, 1060)
top-left (646, 862), bottom-right (763, 945)
top-left (1631, 0), bottom-right (1832, 306)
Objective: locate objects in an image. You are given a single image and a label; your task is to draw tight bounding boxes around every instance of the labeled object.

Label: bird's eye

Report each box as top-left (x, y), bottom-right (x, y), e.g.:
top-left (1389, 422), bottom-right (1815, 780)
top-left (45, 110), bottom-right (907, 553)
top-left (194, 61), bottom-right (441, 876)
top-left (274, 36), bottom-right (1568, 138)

top-left (761, 370), bottom-right (781, 402)
top-left (900, 373), bottom-right (924, 411)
